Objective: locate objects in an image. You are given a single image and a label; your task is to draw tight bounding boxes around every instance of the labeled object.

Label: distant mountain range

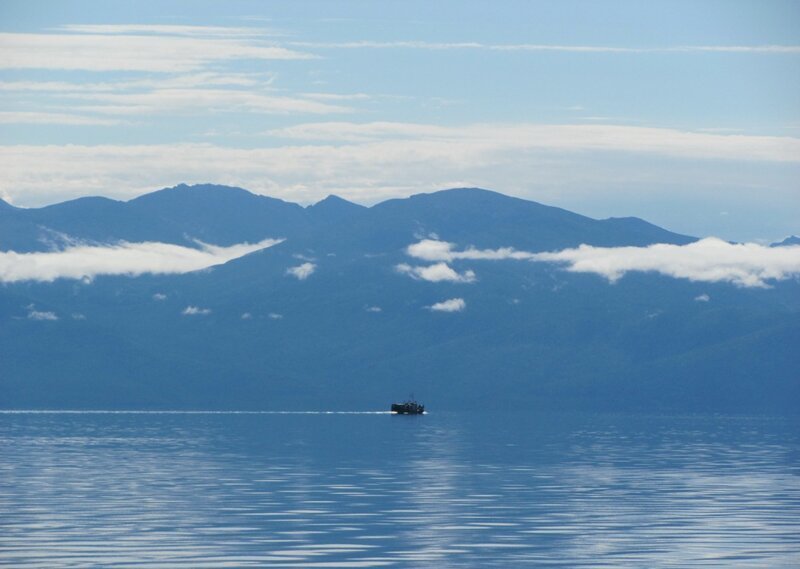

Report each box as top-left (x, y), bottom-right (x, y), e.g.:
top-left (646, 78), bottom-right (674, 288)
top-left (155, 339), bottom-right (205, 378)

top-left (1, 184), bottom-right (798, 413)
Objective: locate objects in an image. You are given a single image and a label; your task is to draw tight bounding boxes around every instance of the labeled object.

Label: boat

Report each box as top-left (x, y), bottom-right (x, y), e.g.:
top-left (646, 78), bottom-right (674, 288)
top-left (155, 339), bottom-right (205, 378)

top-left (391, 397), bottom-right (425, 415)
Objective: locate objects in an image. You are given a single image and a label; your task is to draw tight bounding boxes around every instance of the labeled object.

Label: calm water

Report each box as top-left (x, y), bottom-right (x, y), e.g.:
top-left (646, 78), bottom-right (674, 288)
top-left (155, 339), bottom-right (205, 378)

top-left (1, 411), bottom-right (799, 568)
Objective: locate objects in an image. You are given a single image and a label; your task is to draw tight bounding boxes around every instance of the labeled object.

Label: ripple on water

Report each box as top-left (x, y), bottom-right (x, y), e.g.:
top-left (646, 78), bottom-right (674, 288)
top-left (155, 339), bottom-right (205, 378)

top-left (1, 412), bottom-right (799, 567)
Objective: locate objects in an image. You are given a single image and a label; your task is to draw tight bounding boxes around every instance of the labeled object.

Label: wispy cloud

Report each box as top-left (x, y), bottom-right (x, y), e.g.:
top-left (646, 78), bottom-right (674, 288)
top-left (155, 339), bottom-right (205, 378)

top-left (301, 92), bottom-right (371, 101)
top-left (182, 305), bottom-right (211, 316)
top-left (0, 111), bottom-right (125, 126)
top-left (58, 24), bottom-right (277, 38)
top-left (395, 262), bottom-right (476, 283)
top-left (0, 238), bottom-right (281, 283)
top-left (286, 262), bottom-right (316, 280)
top-left (4, 116), bottom-right (798, 207)
top-left (0, 72), bottom-right (272, 93)
top-left (26, 305), bottom-right (58, 321)
top-left (269, 121), bottom-right (800, 163)
top-left (288, 40), bottom-right (800, 54)
top-left (427, 298), bottom-right (466, 312)
top-left (71, 88), bottom-right (351, 116)
top-left (407, 238), bottom-right (800, 288)
top-left (0, 31), bottom-right (313, 72)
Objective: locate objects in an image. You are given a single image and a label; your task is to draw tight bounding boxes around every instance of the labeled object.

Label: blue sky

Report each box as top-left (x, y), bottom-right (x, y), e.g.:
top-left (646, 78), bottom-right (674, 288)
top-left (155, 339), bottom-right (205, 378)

top-left (0, 0), bottom-right (798, 241)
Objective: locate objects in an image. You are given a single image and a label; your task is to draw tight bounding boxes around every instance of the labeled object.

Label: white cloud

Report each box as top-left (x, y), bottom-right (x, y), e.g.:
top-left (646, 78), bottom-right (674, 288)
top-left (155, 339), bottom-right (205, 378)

top-left (241, 312), bottom-right (253, 319)
top-left (407, 239), bottom-right (535, 262)
top-left (289, 40), bottom-right (800, 54)
top-left (302, 92), bottom-right (371, 101)
top-left (0, 31), bottom-right (313, 72)
top-left (694, 294), bottom-right (711, 302)
top-left (535, 239), bottom-right (800, 288)
top-left (268, 312), bottom-right (284, 319)
top-left (269, 122), bottom-right (800, 163)
top-left (366, 306), bottom-right (382, 312)
top-left (153, 293), bottom-right (168, 301)
top-left (395, 262), bottom-right (476, 283)
top-left (71, 313), bottom-right (86, 320)
top-left (0, 73), bottom-right (272, 93)
top-left (26, 305), bottom-right (58, 321)
top-left (0, 111), bottom-right (124, 126)
top-left (0, 238), bottom-right (281, 283)
top-left (182, 305), bottom-right (211, 316)
top-left (71, 88), bottom-right (351, 116)
top-left (427, 298), bottom-right (466, 312)
top-left (286, 262), bottom-right (316, 280)
top-left (58, 24), bottom-right (275, 38)
top-left (2, 117), bottom-right (799, 207)
top-left (407, 238), bottom-right (800, 288)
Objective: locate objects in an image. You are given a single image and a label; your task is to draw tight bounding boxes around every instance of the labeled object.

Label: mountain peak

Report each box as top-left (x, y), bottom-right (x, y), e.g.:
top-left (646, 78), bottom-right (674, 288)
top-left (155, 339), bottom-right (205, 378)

top-left (414, 187), bottom-right (514, 201)
top-left (771, 235), bottom-right (800, 247)
top-left (307, 194), bottom-right (365, 222)
top-left (130, 183), bottom-right (258, 203)
top-left (310, 194), bottom-right (361, 207)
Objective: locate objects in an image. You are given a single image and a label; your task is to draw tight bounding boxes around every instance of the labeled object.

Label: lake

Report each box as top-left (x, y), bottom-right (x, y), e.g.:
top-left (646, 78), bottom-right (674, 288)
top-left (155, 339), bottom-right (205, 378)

top-left (1, 411), bottom-right (799, 567)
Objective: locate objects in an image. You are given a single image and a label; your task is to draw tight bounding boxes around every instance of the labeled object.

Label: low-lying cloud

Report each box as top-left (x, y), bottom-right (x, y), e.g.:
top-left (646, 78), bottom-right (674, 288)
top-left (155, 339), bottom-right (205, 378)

top-left (26, 305), bottom-right (58, 321)
top-left (286, 262), bottom-right (316, 280)
top-left (0, 238), bottom-right (281, 283)
top-left (395, 261), bottom-right (476, 283)
top-left (407, 239), bottom-right (536, 262)
top-left (428, 298), bottom-right (466, 312)
top-left (536, 238), bottom-right (800, 288)
top-left (182, 305), bottom-right (211, 316)
top-left (407, 238), bottom-right (800, 288)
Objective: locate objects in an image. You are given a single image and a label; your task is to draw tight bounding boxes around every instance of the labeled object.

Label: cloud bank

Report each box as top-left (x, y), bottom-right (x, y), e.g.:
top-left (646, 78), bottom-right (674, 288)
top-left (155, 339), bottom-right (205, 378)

top-left (2, 120), bottom-right (799, 209)
top-left (535, 239), bottom-right (800, 288)
top-left (407, 238), bottom-right (800, 288)
top-left (428, 298), bottom-right (466, 312)
top-left (0, 238), bottom-right (281, 283)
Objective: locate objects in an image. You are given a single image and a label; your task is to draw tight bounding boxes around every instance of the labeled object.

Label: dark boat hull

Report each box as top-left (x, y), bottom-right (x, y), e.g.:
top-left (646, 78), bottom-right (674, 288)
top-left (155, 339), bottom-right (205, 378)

top-left (391, 402), bottom-right (425, 415)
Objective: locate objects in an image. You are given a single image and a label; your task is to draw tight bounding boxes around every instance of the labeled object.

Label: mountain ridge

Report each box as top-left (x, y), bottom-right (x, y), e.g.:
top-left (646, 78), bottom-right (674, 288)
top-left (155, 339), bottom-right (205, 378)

top-left (0, 184), bottom-right (695, 253)
top-left (0, 183), bottom-right (797, 413)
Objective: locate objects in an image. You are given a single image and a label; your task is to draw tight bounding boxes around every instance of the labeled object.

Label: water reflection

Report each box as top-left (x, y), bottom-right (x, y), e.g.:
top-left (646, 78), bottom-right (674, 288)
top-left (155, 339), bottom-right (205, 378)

top-left (1, 412), bottom-right (799, 567)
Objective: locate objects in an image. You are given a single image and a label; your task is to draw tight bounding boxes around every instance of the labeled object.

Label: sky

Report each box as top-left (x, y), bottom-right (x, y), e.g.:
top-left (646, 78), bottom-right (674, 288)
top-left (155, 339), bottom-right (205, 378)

top-left (0, 0), bottom-right (798, 242)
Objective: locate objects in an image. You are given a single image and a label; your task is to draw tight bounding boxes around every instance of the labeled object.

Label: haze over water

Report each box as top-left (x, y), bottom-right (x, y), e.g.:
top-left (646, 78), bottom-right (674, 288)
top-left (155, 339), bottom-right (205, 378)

top-left (2, 411), bottom-right (799, 567)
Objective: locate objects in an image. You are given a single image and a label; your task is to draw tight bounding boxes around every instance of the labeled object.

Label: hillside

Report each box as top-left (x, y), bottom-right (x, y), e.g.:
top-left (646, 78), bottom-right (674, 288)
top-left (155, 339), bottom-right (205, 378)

top-left (1, 185), bottom-right (797, 412)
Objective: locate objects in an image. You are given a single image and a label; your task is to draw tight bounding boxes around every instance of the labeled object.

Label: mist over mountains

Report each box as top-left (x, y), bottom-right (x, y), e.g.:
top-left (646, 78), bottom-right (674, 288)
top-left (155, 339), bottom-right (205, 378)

top-left (1, 184), bottom-right (798, 412)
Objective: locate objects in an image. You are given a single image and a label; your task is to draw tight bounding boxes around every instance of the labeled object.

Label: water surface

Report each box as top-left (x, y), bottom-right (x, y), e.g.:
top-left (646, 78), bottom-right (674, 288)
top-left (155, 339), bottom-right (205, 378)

top-left (2, 411), bottom-right (799, 567)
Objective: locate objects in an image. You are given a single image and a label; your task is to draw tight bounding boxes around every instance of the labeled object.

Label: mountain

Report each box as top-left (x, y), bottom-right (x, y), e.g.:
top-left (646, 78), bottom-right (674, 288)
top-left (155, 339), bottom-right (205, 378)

top-left (306, 194), bottom-right (366, 224)
top-left (1, 185), bottom-right (797, 413)
top-left (772, 235), bottom-right (800, 247)
top-left (0, 184), bottom-right (309, 252)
